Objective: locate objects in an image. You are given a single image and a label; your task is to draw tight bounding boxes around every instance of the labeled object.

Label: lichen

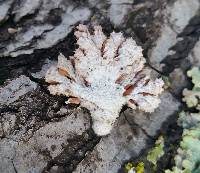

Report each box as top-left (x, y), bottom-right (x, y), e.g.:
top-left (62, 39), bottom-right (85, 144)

top-left (147, 136), bottom-right (165, 168)
top-left (125, 162), bottom-right (134, 172)
top-left (165, 67), bottom-right (200, 173)
top-left (165, 112), bottom-right (200, 173)
top-left (125, 162), bottom-right (144, 173)
top-left (187, 67), bottom-right (200, 89)
top-left (183, 67), bottom-right (200, 109)
top-left (45, 24), bottom-right (164, 136)
top-left (136, 162), bottom-right (145, 173)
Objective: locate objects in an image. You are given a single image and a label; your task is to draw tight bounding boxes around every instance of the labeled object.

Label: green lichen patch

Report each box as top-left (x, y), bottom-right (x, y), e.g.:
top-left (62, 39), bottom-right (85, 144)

top-left (187, 67), bottom-right (200, 89)
top-left (136, 162), bottom-right (145, 173)
top-left (147, 136), bottom-right (165, 168)
top-left (165, 67), bottom-right (200, 173)
top-left (124, 161), bottom-right (145, 173)
top-left (183, 67), bottom-right (200, 109)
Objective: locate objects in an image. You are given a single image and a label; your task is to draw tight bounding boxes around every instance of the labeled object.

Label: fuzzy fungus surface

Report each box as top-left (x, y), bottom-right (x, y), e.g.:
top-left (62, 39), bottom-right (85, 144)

top-left (45, 24), bottom-right (164, 136)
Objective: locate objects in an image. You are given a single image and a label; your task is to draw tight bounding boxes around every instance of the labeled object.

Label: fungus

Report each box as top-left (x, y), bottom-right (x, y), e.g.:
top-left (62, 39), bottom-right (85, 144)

top-left (45, 24), bottom-right (164, 136)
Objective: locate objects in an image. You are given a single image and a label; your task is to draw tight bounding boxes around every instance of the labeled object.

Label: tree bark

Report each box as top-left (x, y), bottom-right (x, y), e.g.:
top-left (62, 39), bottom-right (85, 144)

top-left (0, 0), bottom-right (200, 172)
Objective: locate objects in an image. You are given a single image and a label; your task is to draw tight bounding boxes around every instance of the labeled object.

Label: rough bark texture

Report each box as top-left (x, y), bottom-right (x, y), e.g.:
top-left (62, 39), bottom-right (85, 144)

top-left (0, 0), bottom-right (200, 173)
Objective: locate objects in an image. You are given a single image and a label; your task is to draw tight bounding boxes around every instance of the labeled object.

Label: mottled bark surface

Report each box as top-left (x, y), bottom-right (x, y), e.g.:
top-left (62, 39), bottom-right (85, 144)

top-left (0, 0), bottom-right (200, 173)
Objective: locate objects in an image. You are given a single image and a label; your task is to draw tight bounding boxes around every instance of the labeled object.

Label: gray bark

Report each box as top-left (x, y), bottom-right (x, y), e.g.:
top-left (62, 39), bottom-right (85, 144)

top-left (0, 0), bottom-right (200, 172)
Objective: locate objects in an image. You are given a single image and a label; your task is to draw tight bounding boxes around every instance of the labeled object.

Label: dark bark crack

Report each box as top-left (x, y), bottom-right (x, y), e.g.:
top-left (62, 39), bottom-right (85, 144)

top-left (161, 13), bottom-right (200, 75)
top-left (42, 129), bottom-right (101, 173)
top-left (123, 112), bottom-right (155, 140)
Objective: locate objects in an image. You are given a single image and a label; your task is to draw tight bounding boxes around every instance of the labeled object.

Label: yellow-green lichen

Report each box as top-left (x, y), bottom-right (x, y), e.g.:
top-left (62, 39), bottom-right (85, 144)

top-left (124, 162), bottom-right (145, 173)
top-left (147, 136), bottom-right (164, 168)
top-left (125, 162), bottom-right (134, 172)
top-left (136, 162), bottom-right (144, 173)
